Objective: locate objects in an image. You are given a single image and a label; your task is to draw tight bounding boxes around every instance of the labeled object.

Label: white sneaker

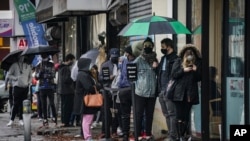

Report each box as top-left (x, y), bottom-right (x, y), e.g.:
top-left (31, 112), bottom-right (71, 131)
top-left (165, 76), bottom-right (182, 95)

top-left (7, 120), bottom-right (14, 127)
top-left (19, 120), bottom-right (24, 126)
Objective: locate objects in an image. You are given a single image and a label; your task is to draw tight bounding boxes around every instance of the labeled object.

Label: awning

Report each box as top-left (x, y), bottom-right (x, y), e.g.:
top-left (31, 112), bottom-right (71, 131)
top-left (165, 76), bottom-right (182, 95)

top-left (52, 0), bottom-right (119, 16)
top-left (36, 0), bottom-right (68, 23)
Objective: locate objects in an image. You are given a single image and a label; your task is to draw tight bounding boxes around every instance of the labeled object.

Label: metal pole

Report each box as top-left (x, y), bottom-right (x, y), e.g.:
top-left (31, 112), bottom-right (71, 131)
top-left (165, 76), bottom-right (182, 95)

top-left (23, 99), bottom-right (31, 141)
top-left (131, 82), bottom-right (138, 141)
top-left (102, 88), bottom-right (110, 139)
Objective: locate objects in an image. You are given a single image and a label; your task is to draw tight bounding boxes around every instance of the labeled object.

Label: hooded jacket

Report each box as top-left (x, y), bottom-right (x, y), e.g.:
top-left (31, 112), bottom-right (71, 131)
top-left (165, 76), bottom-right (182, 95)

top-left (8, 57), bottom-right (32, 88)
top-left (171, 46), bottom-right (202, 105)
top-left (73, 58), bottom-right (99, 114)
top-left (57, 63), bottom-right (74, 95)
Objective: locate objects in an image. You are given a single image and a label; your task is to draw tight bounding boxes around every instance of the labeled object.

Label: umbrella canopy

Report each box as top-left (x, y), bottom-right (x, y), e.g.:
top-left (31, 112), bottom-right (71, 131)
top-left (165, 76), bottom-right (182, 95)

top-left (118, 15), bottom-right (191, 36)
top-left (21, 46), bottom-right (60, 56)
top-left (71, 48), bottom-right (99, 81)
top-left (1, 49), bottom-right (23, 71)
top-left (193, 25), bottom-right (202, 34)
top-left (80, 48), bottom-right (99, 64)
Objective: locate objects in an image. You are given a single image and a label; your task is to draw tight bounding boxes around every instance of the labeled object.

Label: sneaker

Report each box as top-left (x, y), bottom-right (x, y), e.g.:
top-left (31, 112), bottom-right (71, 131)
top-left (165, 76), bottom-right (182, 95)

top-left (91, 122), bottom-right (97, 129)
top-left (19, 120), bottom-right (24, 126)
top-left (7, 120), bottom-right (14, 127)
top-left (117, 127), bottom-right (123, 136)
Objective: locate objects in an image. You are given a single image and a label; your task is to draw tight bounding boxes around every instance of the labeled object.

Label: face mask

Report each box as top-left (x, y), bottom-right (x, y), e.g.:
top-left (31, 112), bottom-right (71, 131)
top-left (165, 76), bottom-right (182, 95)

top-left (42, 58), bottom-right (49, 61)
top-left (144, 47), bottom-right (153, 54)
top-left (187, 55), bottom-right (193, 61)
top-left (118, 63), bottom-right (122, 69)
top-left (111, 57), bottom-right (118, 64)
top-left (161, 49), bottom-right (168, 55)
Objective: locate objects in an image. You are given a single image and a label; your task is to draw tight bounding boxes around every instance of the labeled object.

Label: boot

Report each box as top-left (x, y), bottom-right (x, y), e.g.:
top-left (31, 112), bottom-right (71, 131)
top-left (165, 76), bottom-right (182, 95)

top-left (177, 121), bottom-right (185, 141)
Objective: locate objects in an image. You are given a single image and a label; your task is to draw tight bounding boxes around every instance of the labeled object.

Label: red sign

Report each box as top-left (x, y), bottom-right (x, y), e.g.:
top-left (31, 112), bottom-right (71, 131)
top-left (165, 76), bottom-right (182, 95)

top-left (17, 38), bottom-right (28, 50)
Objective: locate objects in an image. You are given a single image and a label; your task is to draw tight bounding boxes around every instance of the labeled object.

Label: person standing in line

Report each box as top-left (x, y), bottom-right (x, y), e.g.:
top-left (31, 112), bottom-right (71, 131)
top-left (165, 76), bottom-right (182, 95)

top-left (133, 37), bottom-right (158, 140)
top-left (170, 44), bottom-right (202, 140)
top-left (98, 48), bottom-right (120, 139)
top-left (6, 56), bottom-right (32, 126)
top-left (73, 58), bottom-right (100, 141)
top-left (5, 72), bottom-right (14, 116)
top-left (35, 53), bottom-right (57, 127)
top-left (57, 54), bottom-right (75, 127)
top-left (118, 45), bottom-right (136, 141)
top-left (157, 38), bottom-right (179, 141)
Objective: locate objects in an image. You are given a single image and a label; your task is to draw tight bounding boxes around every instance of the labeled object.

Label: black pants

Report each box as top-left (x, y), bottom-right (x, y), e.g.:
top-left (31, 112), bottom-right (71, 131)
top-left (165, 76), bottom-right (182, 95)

top-left (119, 87), bottom-right (132, 136)
top-left (134, 94), bottom-right (156, 136)
top-left (61, 94), bottom-right (74, 125)
top-left (39, 89), bottom-right (57, 123)
top-left (11, 86), bottom-right (28, 121)
top-left (36, 91), bottom-right (43, 118)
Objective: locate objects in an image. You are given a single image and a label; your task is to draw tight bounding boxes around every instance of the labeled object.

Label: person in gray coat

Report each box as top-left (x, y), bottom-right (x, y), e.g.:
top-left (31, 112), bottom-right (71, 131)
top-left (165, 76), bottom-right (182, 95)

top-left (170, 44), bottom-right (202, 140)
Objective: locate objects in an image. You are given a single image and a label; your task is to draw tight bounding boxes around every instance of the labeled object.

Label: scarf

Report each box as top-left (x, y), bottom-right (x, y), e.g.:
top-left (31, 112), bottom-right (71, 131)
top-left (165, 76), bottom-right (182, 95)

top-left (141, 52), bottom-right (157, 66)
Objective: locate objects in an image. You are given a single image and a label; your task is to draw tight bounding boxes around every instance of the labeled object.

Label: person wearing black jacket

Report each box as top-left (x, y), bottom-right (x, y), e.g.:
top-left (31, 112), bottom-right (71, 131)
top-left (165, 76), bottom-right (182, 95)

top-left (157, 38), bottom-right (178, 141)
top-left (171, 44), bottom-right (202, 140)
top-left (73, 58), bottom-right (100, 141)
top-left (57, 54), bottom-right (75, 127)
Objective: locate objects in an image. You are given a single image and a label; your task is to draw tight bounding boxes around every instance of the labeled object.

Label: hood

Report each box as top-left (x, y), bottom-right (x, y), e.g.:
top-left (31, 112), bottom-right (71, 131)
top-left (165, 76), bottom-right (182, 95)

top-left (179, 44), bottom-right (201, 59)
top-left (77, 58), bottom-right (91, 71)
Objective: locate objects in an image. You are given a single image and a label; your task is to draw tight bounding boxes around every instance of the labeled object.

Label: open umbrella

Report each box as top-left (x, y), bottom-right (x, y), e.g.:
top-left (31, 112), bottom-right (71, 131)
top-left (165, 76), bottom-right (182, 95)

top-left (118, 15), bottom-right (191, 36)
top-left (71, 48), bottom-right (99, 81)
top-left (193, 25), bottom-right (202, 34)
top-left (1, 49), bottom-right (23, 71)
top-left (21, 46), bottom-right (60, 56)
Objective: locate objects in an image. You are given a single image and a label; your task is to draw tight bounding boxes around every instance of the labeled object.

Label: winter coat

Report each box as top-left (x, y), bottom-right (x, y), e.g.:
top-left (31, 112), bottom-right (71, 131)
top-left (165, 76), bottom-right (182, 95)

top-left (157, 52), bottom-right (178, 92)
top-left (133, 56), bottom-right (157, 97)
top-left (57, 63), bottom-right (74, 95)
top-left (73, 58), bottom-right (100, 115)
top-left (171, 46), bottom-right (202, 105)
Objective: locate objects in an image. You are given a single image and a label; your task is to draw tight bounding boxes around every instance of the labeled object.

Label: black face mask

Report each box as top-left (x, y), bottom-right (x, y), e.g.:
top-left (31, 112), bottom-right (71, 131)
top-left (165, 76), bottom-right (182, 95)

top-left (111, 57), bottom-right (118, 64)
top-left (161, 49), bottom-right (168, 55)
top-left (144, 47), bottom-right (153, 54)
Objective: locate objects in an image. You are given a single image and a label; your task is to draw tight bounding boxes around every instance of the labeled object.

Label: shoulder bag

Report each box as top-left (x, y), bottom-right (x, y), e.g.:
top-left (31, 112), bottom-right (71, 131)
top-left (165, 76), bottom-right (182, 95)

top-left (165, 79), bottom-right (177, 100)
top-left (84, 86), bottom-right (103, 107)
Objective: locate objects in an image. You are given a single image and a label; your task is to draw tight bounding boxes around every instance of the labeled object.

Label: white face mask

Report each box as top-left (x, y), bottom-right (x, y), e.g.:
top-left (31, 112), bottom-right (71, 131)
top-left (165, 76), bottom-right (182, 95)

top-left (187, 55), bottom-right (193, 61)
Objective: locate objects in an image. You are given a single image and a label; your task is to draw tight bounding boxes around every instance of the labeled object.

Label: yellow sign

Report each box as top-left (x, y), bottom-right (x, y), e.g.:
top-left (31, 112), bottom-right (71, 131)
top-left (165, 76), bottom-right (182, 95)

top-left (0, 38), bottom-right (2, 46)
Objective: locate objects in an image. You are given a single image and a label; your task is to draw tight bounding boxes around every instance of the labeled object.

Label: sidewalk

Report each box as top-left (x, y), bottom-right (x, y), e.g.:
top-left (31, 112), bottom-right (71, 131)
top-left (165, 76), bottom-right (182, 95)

top-left (0, 112), bottom-right (168, 141)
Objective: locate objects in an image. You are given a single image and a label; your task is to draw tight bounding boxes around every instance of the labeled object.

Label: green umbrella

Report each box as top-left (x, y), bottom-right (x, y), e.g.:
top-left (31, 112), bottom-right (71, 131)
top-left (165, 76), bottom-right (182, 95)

top-left (193, 25), bottom-right (202, 34)
top-left (118, 15), bottom-right (191, 36)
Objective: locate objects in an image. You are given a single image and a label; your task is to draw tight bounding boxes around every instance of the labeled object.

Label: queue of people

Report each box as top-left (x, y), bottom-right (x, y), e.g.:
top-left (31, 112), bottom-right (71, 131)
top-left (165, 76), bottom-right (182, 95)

top-left (3, 36), bottom-right (202, 141)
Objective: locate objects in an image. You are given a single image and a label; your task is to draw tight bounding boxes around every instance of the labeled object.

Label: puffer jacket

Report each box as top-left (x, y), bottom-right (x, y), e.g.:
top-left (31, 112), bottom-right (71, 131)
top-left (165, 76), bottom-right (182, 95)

top-left (133, 56), bottom-right (157, 97)
top-left (171, 46), bottom-right (202, 105)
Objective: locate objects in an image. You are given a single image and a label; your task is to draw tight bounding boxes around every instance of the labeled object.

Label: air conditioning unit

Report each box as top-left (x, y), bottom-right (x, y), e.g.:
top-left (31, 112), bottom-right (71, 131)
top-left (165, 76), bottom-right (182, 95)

top-left (44, 26), bottom-right (61, 41)
top-left (109, 4), bottom-right (128, 26)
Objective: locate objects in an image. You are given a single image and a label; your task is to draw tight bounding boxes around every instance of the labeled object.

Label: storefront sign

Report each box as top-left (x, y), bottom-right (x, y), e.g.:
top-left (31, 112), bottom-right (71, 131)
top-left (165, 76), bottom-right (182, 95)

top-left (17, 37), bottom-right (28, 50)
top-left (14, 0), bottom-right (48, 47)
top-left (0, 19), bottom-right (12, 37)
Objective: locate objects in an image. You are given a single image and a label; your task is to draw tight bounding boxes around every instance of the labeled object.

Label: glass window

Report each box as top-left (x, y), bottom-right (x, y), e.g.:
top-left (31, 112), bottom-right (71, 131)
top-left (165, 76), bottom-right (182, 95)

top-left (226, 0), bottom-right (245, 139)
top-left (65, 17), bottom-right (77, 56)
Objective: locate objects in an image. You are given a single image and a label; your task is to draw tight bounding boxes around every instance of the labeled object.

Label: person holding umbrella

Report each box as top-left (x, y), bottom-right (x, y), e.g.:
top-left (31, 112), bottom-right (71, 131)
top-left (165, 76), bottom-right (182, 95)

top-left (35, 53), bottom-right (57, 127)
top-left (6, 56), bottom-right (33, 127)
top-left (133, 37), bottom-right (158, 140)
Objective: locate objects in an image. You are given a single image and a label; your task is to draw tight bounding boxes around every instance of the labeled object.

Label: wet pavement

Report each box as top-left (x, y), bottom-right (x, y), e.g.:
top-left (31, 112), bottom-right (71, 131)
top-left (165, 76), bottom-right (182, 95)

top-left (0, 112), bottom-right (168, 141)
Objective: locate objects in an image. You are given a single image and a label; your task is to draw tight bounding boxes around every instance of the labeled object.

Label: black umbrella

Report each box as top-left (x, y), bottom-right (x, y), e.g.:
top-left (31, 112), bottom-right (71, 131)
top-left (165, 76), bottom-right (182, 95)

top-left (21, 46), bottom-right (60, 56)
top-left (1, 49), bottom-right (23, 71)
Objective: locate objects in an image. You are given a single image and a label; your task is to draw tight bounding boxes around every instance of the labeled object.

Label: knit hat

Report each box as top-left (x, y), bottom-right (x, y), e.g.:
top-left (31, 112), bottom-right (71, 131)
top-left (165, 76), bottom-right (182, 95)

top-left (124, 45), bottom-right (133, 55)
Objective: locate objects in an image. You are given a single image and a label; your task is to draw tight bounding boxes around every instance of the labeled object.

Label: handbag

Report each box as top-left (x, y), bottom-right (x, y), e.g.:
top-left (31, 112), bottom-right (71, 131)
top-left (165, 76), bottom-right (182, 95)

top-left (165, 79), bottom-right (177, 99)
top-left (84, 86), bottom-right (103, 107)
